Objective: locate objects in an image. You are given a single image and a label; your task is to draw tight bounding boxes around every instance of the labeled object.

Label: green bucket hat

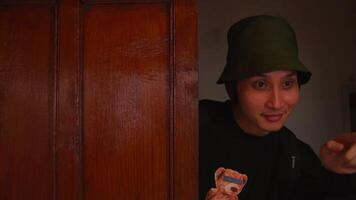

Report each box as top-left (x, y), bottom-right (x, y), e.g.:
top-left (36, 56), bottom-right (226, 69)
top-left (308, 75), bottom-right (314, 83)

top-left (217, 15), bottom-right (311, 84)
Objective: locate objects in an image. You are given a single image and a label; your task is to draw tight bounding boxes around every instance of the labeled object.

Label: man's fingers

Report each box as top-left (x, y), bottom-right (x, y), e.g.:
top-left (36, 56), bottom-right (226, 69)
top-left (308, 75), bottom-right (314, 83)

top-left (340, 154), bottom-right (356, 174)
top-left (333, 132), bottom-right (356, 144)
top-left (320, 134), bottom-right (356, 174)
top-left (345, 157), bottom-right (356, 170)
top-left (337, 143), bottom-right (356, 174)
top-left (325, 140), bottom-right (344, 152)
top-left (343, 143), bottom-right (356, 162)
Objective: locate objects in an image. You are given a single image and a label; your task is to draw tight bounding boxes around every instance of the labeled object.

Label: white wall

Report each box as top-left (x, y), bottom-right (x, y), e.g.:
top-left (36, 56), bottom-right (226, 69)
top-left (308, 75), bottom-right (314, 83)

top-left (198, 0), bottom-right (356, 153)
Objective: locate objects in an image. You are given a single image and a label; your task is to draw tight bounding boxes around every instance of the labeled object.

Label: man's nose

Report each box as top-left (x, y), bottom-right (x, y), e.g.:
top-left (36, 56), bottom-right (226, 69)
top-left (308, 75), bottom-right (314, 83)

top-left (266, 87), bottom-right (283, 109)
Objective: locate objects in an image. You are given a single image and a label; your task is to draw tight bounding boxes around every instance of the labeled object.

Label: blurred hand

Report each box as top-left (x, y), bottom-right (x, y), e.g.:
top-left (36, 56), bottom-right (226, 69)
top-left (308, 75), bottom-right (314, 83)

top-left (320, 132), bottom-right (356, 174)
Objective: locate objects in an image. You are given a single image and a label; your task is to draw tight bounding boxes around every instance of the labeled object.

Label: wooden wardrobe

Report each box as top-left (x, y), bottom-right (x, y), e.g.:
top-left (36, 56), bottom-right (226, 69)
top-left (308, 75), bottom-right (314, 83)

top-left (0, 0), bottom-right (198, 199)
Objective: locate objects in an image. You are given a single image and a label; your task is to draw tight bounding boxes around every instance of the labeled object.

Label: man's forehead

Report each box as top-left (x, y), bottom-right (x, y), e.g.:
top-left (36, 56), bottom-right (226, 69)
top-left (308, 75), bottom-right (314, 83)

top-left (253, 70), bottom-right (297, 78)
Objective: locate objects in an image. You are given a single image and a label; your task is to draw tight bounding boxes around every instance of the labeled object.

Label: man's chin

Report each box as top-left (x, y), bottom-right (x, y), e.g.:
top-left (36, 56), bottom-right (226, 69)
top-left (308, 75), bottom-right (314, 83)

top-left (260, 123), bottom-right (284, 133)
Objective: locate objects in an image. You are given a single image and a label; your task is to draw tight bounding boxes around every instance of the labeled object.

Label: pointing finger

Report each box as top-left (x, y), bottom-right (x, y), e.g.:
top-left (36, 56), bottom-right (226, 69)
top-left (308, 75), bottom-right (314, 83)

top-left (325, 140), bottom-right (344, 152)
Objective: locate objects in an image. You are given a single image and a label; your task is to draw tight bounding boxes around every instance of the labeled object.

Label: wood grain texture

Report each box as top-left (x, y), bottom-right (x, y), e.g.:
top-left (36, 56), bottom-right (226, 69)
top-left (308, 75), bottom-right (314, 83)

top-left (0, 5), bottom-right (54, 200)
top-left (0, 0), bottom-right (55, 5)
top-left (0, 1), bottom-right (198, 199)
top-left (82, 3), bottom-right (170, 200)
top-left (55, 0), bottom-right (83, 199)
top-left (172, 0), bottom-right (198, 199)
top-left (81, 0), bottom-right (168, 5)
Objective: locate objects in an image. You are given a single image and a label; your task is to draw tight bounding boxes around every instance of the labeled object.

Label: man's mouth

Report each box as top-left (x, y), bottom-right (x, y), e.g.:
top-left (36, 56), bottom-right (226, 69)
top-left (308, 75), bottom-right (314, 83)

top-left (261, 113), bottom-right (284, 122)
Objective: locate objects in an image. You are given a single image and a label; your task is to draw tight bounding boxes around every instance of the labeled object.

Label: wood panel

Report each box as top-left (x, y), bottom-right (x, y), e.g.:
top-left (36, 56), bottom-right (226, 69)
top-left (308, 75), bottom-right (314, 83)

top-left (56, 0), bottom-right (82, 199)
top-left (0, 5), bottom-right (54, 200)
top-left (0, 0), bottom-right (55, 5)
top-left (173, 0), bottom-right (198, 199)
top-left (82, 3), bottom-right (170, 200)
top-left (81, 0), bottom-right (168, 4)
top-left (0, 0), bottom-right (197, 199)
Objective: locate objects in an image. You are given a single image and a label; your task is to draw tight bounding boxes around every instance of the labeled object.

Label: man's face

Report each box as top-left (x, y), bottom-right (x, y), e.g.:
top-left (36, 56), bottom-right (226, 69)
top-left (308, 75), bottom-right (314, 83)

top-left (232, 70), bottom-right (300, 136)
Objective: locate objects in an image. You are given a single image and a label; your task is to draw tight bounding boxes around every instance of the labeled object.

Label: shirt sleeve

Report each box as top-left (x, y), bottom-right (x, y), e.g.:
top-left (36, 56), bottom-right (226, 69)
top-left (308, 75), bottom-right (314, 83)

top-left (291, 140), bottom-right (356, 200)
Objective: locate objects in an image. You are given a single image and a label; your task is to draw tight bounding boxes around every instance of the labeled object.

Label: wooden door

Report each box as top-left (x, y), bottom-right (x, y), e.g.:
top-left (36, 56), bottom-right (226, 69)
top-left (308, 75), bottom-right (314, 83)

top-left (0, 0), bottom-right (198, 199)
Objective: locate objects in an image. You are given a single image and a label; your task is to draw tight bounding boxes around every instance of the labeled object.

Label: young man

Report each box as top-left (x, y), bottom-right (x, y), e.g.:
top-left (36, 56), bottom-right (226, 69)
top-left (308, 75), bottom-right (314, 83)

top-left (199, 15), bottom-right (356, 200)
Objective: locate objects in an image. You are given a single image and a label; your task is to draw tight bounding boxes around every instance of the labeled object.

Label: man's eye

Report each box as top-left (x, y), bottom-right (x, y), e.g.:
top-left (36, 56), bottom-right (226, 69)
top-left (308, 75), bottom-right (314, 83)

top-left (283, 80), bottom-right (295, 89)
top-left (253, 80), bottom-right (268, 90)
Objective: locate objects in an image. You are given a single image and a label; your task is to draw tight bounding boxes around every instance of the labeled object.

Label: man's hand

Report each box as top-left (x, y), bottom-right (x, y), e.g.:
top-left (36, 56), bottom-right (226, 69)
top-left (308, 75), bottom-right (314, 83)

top-left (320, 132), bottom-right (356, 174)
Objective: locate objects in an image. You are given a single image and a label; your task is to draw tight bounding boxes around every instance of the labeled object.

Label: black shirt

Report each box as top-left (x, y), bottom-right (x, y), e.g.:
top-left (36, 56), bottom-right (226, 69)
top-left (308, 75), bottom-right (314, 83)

top-left (199, 100), bottom-right (356, 200)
